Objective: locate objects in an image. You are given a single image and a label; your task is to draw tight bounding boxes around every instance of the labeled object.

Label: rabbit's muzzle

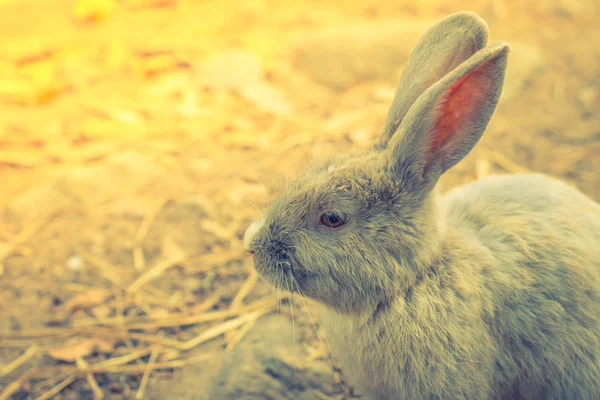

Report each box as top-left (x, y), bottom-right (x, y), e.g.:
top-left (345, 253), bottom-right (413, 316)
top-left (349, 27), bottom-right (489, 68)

top-left (243, 218), bottom-right (264, 254)
top-left (243, 217), bottom-right (301, 289)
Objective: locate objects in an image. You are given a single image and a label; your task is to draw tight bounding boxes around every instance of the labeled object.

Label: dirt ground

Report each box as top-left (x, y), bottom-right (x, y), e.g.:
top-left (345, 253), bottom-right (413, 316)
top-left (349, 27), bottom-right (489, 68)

top-left (0, 0), bottom-right (598, 399)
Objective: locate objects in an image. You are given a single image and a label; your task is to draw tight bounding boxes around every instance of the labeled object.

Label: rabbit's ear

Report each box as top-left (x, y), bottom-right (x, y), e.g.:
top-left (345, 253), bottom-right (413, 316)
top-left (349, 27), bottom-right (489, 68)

top-left (387, 42), bottom-right (509, 191)
top-left (377, 11), bottom-right (489, 149)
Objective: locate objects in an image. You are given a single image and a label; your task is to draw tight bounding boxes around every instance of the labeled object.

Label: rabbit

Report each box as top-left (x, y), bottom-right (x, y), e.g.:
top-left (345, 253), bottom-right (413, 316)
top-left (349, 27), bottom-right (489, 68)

top-left (243, 11), bottom-right (600, 400)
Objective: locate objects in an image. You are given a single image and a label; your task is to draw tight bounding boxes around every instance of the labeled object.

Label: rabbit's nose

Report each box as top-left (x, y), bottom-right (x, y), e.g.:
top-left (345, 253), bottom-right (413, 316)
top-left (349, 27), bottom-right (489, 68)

top-left (243, 218), bottom-right (264, 254)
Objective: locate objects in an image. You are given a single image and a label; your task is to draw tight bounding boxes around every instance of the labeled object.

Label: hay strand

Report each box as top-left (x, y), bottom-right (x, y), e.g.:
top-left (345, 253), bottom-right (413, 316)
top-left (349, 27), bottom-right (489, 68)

top-left (76, 357), bottom-right (103, 399)
top-left (35, 375), bottom-right (76, 400)
top-left (230, 269), bottom-right (259, 311)
top-left (133, 197), bottom-right (169, 270)
top-left (127, 253), bottom-right (187, 294)
top-left (0, 343), bottom-right (39, 377)
top-left (135, 347), bottom-right (159, 399)
top-left (0, 212), bottom-right (57, 262)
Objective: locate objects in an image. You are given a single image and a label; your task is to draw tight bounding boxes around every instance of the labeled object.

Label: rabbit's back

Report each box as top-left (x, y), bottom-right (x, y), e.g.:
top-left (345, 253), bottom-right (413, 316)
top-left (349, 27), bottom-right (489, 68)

top-left (444, 173), bottom-right (600, 398)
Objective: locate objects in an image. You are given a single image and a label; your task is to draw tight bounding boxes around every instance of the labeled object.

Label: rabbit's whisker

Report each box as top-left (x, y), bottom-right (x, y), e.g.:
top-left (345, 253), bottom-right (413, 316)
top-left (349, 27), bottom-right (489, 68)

top-left (242, 195), bottom-right (264, 219)
top-left (291, 280), bottom-right (350, 396)
top-left (277, 267), bottom-right (284, 315)
top-left (252, 268), bottom-right (279, 317)
top-left (283, 270), bottom-right (298, 390)
top-left (249, 171), bottom-right (273, 206)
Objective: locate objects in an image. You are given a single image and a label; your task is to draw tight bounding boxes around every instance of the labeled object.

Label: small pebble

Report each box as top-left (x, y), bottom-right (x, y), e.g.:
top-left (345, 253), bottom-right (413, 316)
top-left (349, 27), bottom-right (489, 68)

top-left (67, 255), bottom-right (84, 271)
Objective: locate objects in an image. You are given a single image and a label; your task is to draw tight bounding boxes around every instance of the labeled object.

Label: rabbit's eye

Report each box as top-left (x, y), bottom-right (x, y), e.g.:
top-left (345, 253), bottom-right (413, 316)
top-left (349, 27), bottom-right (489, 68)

top-left (319, 211), bottom-right (346, 228)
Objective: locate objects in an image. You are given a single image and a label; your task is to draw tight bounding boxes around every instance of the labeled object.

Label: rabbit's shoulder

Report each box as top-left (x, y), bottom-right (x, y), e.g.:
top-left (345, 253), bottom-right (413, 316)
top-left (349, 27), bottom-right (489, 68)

top-left (440, 174), bottom-right (600, 396)
top-left (443, 173), bottom-right (600, 232)
top-left (441, 172), bottom-right (600, 307)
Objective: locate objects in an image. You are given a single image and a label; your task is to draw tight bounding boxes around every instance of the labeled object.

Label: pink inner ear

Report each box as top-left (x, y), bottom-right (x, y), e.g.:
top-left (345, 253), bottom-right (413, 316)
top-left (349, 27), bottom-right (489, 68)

top-left (431, 59), bottom-right (495, 157)
top-left (420, 42), bottom-right (481, 103)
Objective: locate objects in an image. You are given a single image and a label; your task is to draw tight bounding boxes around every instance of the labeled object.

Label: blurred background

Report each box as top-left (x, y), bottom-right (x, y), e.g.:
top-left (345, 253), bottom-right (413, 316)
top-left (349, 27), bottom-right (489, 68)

top-left (0, 0), bottom-right (598, 398)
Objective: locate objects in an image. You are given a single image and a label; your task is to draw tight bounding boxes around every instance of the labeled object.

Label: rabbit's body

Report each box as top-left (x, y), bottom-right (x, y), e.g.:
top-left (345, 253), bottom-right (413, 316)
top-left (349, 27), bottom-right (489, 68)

top-left (321, 173), bottom-right (600, 399)
top-left (244, 11), bottom-right (600, 400)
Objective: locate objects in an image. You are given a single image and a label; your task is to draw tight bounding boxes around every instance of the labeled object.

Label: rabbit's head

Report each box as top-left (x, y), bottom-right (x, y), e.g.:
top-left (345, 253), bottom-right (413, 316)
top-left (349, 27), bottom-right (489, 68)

top-left (244, 12), bottom-right (510, 314)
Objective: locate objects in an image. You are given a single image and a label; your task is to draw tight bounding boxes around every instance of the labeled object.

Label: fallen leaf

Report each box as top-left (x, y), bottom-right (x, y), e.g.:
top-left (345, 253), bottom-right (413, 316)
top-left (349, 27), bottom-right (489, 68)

top-left (63, 289), bottom-right (113, 313)
top-left (48, 338), bottom-right (116, 362)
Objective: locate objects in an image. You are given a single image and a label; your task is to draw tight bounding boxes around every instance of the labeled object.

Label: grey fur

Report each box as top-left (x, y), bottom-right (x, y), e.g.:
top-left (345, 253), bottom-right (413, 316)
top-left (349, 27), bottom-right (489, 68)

top-left (377, 11), bottom-right (489, 149)
top-left (244, 12), bottom-right (600, 400)
top-left (389, 41), bottom-right (509, 194)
